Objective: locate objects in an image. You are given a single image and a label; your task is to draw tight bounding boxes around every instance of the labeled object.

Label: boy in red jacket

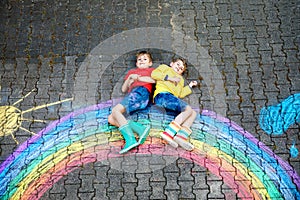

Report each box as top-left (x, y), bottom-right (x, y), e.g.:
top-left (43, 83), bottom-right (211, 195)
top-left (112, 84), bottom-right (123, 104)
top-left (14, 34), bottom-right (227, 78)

top-left (108, 51), bottom-right (155, 154)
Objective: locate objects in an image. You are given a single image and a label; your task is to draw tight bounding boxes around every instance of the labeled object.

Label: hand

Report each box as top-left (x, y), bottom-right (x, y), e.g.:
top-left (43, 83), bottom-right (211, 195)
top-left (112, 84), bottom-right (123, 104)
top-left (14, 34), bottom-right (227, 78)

top-left (128, 78), bottom-right (135, 86)
top-left (126, 74), bottom-right (139, 88)
top-left (129, 74), bottom-right (140, 80)
top-left (189, 81), bottom-right (197, 88)
top-left (168, 76), bottom-right (181, 85)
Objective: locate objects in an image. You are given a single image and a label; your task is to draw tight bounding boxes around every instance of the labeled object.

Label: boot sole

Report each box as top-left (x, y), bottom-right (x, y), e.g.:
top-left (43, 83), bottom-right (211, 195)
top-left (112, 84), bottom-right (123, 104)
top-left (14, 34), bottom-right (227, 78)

top-left (160, 133), bottom-right (178, 148)
top-left (174, 137), bottom-right (194, 151)
top-left (119, 142), bottom-right (139, 154)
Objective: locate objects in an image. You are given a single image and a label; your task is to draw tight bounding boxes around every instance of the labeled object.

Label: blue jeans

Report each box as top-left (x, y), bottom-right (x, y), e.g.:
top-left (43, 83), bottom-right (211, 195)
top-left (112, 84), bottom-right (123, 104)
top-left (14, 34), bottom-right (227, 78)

top-left (120, 86), bottom-right (150, 114)
top-left (154, 92), bottom-right (188, 114)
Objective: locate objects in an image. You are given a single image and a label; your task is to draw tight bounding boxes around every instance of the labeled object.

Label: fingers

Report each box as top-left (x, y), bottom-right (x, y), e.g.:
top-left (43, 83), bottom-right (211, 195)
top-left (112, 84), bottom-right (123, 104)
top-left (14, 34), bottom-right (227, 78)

top-left (170, 76), bottom-right (181, 84)
top-left (189, 81), bottom-right (198, 87)
top-left (129, 74), bottom-right (140, 80)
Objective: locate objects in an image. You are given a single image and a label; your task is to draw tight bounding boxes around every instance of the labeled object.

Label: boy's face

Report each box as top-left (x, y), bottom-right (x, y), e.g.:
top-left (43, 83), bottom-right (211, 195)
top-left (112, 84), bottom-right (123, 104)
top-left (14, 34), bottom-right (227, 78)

top-left (170, 60), bottom-right (185, 75)
top-left (136, 54), bottom-right (152, 69)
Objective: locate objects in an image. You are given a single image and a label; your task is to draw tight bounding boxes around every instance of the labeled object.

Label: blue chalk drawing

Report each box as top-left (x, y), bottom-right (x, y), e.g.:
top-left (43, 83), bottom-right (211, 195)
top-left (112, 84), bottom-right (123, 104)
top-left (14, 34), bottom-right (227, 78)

top-left (290, 142), bottom-right (299, 158)
top-left (259, 93), bottom-right (300, 135)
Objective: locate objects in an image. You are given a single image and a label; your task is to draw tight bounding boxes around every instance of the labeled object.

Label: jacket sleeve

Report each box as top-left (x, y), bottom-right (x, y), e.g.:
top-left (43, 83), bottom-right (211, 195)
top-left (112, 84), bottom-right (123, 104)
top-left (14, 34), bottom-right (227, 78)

top-left (151, 64), bottom-right (169, 81)
top-left (178, 85), bottom-right (192, 98)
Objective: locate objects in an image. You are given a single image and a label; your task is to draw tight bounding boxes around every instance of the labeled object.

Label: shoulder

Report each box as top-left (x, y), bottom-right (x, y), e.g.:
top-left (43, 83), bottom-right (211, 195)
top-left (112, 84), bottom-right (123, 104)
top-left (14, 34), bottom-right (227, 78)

top-left (147, 67), bottom-right (155, 71)
top-left (127, 67), bottom-right (141, 73)
top-left (126, 68), bottom-right (135, 74)
top-left (156, 64), bottom-right (170, 70)
top-left (125, 68), bottom-right (139, 77)
top-left (159, 64), bottom-right (169, 68)
top-left (142, 67), bottom-right (155, 75)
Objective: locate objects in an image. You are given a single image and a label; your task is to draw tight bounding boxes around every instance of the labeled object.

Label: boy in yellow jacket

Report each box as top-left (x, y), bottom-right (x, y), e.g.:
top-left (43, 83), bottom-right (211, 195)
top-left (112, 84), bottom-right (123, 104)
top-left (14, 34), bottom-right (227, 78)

top-left (151, 58), bottom-right (197, 151)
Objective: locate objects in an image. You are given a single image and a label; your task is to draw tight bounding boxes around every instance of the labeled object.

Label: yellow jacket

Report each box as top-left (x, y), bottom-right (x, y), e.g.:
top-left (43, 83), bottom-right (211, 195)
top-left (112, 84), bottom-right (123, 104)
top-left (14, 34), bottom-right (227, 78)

top-left (151, 64), bottom-right (192, 99)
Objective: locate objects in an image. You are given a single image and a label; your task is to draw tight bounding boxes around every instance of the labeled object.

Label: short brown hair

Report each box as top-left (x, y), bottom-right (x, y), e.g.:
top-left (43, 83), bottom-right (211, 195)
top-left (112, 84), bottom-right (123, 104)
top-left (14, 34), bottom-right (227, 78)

top-left (172, 57), bottom-right (187, 70)
top-left (136, 51), bottom-right (153, 62)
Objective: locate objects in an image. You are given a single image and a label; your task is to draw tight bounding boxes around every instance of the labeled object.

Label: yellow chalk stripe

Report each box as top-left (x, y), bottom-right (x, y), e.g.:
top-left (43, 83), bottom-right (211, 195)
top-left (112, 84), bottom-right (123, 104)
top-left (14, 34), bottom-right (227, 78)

top-left (149, 129), bottom-right (163, 137)
top-left (13, 89), bottom-right (36, 106)
top-left (107, 130), bottom-right (123, 142)
top-left (22, 98), bottom-right (73, 114)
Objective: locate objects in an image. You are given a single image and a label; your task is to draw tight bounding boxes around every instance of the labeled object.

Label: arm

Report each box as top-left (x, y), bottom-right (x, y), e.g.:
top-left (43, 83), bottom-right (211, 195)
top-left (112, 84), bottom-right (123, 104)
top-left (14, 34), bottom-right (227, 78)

top-left (152, 64), bottom-right (181, 84)
top-left (137, 76), bottom-right (155, 83)
top-left (165, 76), bottom-right (181, 85)
top-left (151, 64), bottom-right (170, 81)
top-left (121, 74), bottom-right (139, 93)
top-left (179, 85), bottom-right (192, 98)
top-left (178, 81), bottom-right (198, 98)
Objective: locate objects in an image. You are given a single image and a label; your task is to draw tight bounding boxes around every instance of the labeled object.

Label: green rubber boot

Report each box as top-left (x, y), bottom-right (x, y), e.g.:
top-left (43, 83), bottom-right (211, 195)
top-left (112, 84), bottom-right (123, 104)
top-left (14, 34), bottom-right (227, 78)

top-left (129, 120), bottom-right (150, 144)
top-left (119, 124), bottom-right (139, 154)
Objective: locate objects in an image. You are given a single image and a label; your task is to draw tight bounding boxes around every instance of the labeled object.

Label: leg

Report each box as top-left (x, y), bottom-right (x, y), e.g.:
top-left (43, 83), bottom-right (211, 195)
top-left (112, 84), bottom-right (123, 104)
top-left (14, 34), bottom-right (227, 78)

top-left (123, 87), bottom-right (151, 144)
top-left (108, 114), bottom-right (118, 126)
top-left (129, 120), bottom-right (150, 144)
top-left (110, 86), bottom-right (150, 127)
top-left (119, 124), bottom-right (139, 154)
top-left (160, 121), bottom-right (181, 148)
top-left (181, 108), bottom-right (197, 128)
top-left (154, 93), bottom-right (191, 148)
top-left (173, 106), bottom-right (193, 125)
top-left (109, 104), bottom-right (139, 154)
top-left (174, 107), bottom-right (197, 151)
top-left (108, 104), bottom-right (127, 127)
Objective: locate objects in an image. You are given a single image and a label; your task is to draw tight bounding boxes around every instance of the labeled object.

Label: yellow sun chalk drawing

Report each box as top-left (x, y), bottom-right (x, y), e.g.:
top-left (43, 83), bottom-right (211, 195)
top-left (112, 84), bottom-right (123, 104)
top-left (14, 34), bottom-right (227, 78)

top-left (0, 89), bottom-right (73, 144)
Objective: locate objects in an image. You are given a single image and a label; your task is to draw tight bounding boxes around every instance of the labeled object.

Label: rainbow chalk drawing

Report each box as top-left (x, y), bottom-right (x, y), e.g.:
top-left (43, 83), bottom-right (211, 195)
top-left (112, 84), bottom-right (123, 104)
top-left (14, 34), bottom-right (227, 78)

top-left (0, 100), bottom-right (299, 199)
top-left (259, 93), bottom-right (300, 135)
